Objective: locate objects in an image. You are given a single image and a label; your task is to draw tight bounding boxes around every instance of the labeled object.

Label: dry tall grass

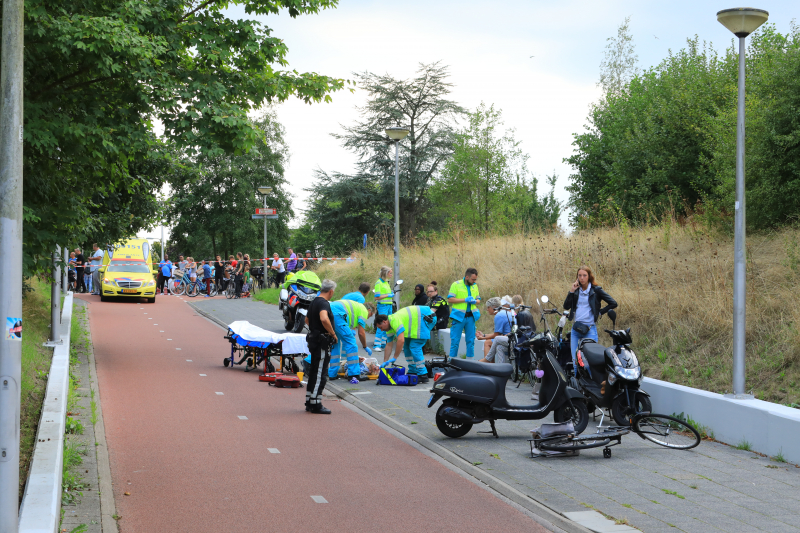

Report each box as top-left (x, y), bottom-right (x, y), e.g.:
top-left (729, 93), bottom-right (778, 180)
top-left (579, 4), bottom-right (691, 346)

top-left (317, 223), bottom-right (800, 405)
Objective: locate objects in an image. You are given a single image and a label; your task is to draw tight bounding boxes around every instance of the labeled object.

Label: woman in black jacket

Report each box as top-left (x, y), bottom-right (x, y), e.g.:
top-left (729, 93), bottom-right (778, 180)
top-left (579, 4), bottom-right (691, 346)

top-left (411, 284), bottom-right (428, 306)
top-left (563, 265), bottom-right (617, 376)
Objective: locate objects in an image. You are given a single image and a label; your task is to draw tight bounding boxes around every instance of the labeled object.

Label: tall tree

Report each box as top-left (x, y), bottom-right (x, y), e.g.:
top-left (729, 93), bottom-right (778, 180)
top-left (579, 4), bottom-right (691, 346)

top-left (598, 16), bottom-right (640, 97)
top-left (166, 112), bottom-right (294, 260)
top-left (303, 62), bottom-right (465, 251)
top-left (429, 103), bottom-right (559, 233)
top-left (22, 0), bottom-right (348, 273)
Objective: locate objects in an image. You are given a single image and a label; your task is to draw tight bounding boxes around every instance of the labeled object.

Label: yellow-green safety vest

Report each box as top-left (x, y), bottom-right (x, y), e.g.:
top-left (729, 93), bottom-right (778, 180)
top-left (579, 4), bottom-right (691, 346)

top-left (448, 278), bottom-right (481, 322)
top-left (386, 306), bottom-right (435, 341)
top-left (336, 299), bottom-right (369, 330)
top-left (374, 278), bottom-right (392, 305)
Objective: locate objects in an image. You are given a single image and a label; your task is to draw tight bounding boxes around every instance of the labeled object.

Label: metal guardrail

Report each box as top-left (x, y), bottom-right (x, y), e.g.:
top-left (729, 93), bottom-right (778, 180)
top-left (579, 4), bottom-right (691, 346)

top-left (18, 292), bottom-right (73, 532)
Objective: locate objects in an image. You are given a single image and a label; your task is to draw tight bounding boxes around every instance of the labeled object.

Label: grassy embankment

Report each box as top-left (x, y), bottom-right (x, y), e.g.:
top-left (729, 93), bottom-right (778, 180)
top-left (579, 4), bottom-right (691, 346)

top-left (315, 223), bottom-right (800, 406)
top-left (19, 277), bottom-right (56, 498)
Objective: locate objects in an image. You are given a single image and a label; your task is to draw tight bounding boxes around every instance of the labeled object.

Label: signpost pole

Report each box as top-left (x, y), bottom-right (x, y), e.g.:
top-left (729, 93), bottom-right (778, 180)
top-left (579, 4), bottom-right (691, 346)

top-left (263, 195), bottom-right (268, 263)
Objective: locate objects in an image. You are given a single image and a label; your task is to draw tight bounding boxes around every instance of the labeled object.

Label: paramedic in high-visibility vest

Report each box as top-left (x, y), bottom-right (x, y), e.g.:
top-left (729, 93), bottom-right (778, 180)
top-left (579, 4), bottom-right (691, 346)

top-left (328, 300), bottom-right (375, 380)
top-left (374, 305), bottom-right (436, 383)
top-left (372, 266), bottom-right (394, 354)
top-left (447, 268), bottom-right (481, 359)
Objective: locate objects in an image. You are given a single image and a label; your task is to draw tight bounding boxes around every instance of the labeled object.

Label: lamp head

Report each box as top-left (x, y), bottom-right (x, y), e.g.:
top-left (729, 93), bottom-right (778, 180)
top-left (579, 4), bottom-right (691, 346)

top-left (717, 8), bottom-right (768, 37)
top-left (257, 186), bottom-right (273, 195)
top-left (385, 127), bottom-right (410, 141)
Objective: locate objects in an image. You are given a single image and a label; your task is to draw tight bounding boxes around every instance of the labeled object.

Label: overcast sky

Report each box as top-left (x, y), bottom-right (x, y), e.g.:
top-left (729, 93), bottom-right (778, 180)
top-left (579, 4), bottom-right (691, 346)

top-left (145, 1), bottom-right (797, 241)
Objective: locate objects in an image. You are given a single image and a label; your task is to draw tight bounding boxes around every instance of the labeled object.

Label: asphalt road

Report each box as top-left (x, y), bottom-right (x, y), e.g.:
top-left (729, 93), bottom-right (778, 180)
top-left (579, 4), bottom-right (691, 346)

top-left (80, 293), bottom-right (553, 533)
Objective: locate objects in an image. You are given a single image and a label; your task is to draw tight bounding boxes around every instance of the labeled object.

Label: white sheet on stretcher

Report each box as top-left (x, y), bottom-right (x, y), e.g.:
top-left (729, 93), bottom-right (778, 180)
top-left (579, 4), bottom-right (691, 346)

top-left (227, 320), bottom-right (309, 355)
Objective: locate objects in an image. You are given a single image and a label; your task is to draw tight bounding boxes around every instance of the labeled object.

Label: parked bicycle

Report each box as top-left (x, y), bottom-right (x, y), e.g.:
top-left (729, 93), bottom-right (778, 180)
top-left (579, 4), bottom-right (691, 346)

top-left (187, 277), bottom-right (217, 297)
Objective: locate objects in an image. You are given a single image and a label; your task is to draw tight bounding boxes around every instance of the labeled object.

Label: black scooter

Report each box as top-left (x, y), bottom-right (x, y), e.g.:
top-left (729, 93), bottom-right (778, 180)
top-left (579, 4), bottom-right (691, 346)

top-left (427, 297), bottom-right (589, 438)
top-left (566, 310), bottom-right (652, 426)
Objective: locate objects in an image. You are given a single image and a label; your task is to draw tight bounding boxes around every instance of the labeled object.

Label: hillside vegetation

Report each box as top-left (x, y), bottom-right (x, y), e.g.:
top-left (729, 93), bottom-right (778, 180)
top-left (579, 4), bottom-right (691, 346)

top-left (317, 223), bottom-right (800, 406)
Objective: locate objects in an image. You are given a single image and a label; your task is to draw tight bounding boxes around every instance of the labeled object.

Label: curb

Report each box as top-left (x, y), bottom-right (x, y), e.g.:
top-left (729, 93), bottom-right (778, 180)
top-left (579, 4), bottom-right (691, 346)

top-left (84, 301), bottom-right (119, 532)
top-left (19, 292), bottom-right (74, 532)
top-left (187, 301), bottom-right (587, 533)
top-left (325, 381), bottom-right (591, 533)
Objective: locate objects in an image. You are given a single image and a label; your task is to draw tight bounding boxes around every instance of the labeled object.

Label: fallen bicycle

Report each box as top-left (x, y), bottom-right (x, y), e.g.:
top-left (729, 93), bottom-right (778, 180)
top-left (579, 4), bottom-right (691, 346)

top-left (529, 412), bottom-right (701, 458)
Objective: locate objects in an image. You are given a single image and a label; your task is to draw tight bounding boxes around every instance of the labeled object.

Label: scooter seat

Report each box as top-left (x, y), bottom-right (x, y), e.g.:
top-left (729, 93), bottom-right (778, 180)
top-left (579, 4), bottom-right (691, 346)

top-left (580, 342), bottom-right (607, 367)
top-left (449, 358), bottom-right (512, 378)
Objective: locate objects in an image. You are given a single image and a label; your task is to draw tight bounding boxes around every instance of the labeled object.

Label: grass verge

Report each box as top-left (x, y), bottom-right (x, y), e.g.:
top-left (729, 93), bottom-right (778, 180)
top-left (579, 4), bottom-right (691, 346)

top-left (253, 287), bottom-right (281, 305)
top-left (19, 276), bottom-right (56, 499)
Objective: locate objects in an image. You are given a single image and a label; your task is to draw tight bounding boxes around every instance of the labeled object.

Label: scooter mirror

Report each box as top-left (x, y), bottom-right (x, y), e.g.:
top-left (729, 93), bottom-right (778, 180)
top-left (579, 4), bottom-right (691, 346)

top-left (607, 309), bottom-right (617, 324)
top-left (541, 295), bottom-right (549, 303)
top-left (396, 279), bottom-right (403, 285)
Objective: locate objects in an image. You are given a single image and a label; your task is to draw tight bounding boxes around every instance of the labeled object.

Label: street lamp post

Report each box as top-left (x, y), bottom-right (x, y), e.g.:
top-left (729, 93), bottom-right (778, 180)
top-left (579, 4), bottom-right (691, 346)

top-left (717, 7), bottom-right (768, 398)
top-left (257, 186), bottom-right (273, 263)
top-left (385, 127), bottom-right (410, 307)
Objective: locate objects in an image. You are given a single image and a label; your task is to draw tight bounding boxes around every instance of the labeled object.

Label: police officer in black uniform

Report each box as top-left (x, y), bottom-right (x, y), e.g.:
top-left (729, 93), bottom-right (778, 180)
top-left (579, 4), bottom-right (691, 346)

top-left (305, 278), bottom-right (337, 414)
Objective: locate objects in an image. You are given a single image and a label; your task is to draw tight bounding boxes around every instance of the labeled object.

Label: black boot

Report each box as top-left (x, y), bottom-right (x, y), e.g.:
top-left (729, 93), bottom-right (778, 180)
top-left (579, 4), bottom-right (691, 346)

top-left (310, 403), bottom-right (331, 414)
top-left (417, 374), bottom-right (430, 384)
top-left (305, 400), bottom-right (312, 412)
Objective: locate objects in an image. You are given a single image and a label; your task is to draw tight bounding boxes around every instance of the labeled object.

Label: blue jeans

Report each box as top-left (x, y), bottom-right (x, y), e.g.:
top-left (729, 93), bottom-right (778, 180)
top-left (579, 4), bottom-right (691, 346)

top-left (449, 316), bottom-right (476, 359)
top-left (570, 324), bottom-right (598, 377)
top-left (374, 303), bottom-right (393, 349)
top-left (403, 338), bottom-right (428, 376)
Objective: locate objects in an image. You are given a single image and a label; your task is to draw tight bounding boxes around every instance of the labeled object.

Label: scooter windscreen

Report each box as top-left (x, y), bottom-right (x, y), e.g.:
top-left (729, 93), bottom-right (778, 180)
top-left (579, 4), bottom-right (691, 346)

top-left (614, 346), bottom-right (639, 369)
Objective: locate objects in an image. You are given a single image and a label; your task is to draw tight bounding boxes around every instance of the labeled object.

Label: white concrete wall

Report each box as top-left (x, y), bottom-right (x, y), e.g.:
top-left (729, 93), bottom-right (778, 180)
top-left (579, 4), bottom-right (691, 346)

top-left (436, 328), bottom-right (485, 358)
top-left (19, 292), bottom-right (73, 533)
top-left (643, 376), bottom-right (800, 463)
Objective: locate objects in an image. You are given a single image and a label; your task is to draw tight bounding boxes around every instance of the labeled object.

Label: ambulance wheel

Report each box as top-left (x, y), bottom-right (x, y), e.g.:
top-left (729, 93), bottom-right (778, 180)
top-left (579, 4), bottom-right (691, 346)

top-left (100, 295), bottom-right (107, 302)
top-left (147, 297), bottom-right (155, 303)
top-left (435, 405), bottom-right (473, 438)
top-left (223, 358), bottom-right (230, 367)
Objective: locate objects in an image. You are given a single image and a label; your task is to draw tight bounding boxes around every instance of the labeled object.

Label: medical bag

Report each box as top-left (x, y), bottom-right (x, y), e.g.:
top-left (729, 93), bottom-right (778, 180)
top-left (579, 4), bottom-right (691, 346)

top-left (377, 366), bottom-right (405, 385)
top-left (274, 375), bottom-right (301, 388)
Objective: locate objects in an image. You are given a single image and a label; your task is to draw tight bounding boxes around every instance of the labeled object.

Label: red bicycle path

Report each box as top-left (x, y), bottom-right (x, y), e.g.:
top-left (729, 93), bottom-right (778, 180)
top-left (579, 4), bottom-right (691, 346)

top-left (79, 293), bottom-right (550, 533)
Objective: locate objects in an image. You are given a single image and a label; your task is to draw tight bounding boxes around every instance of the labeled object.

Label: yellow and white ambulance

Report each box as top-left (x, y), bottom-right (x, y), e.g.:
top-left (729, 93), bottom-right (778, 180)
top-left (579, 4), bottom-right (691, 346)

top-left (98, 238), bottom-right (159, 303)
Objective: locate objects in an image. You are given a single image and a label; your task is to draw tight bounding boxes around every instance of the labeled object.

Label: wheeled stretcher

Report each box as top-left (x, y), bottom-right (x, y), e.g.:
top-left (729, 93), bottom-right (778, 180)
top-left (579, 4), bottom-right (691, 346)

top-left (223, 321), bottom-right (309, 374)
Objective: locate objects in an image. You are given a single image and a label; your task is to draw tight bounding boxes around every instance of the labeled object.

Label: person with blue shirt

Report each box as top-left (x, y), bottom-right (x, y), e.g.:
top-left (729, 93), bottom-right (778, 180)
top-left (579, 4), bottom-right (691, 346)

top-left (341, 283), bottom-right (370, 304)
top-left (327, 301), bottom-right (361, 380)
top-left (158, 255), bottom-right (172, 295)
top-left (329, 299), bottom-right (375, 379)
top-left (372, 266), bottom-right (394, 354)
top-left (201, 260), bottom-right (213, 297)
top-left (478, 297), bottom-right (514, 363)
top-left (447, 268), bottom-right (481, 359)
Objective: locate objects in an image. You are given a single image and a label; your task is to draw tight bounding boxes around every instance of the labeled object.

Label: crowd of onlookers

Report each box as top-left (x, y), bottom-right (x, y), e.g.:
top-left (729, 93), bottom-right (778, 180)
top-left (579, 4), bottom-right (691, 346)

top-left (66, 243), bottom-right (104, 295)
top-left (154, 247), bottom-right (318, 298)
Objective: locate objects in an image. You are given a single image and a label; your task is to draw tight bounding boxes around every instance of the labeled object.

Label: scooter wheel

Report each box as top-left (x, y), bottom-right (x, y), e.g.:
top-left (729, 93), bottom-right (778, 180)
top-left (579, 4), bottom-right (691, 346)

top-left (553, 399), bottom-right (589, 435)
top-left (611, 392), bottom-right (652, 427)
top-left (435, 405), bottom-right (473, 438)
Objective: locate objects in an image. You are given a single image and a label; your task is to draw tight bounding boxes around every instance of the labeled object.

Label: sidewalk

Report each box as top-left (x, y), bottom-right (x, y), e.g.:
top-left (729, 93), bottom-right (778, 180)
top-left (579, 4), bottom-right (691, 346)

top-left (191, 297), bottom-right (800, 533)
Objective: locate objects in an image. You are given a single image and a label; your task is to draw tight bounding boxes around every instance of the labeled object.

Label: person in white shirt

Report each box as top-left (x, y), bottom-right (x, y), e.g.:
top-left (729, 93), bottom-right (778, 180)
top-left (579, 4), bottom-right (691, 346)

top-left (89, 243), bottom-right (104, 295)
top-left (270, 252), bottom-right (285, 285)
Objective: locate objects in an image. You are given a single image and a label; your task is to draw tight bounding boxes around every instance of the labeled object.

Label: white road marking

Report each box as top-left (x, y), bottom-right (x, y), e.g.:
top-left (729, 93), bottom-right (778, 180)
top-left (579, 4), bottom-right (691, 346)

top-left (199, 374), bottom-right (207, 376)
top-left (160, 331), bottom-right (164, 332)
top-left (311, 496), bottom-right (328, 503)
top-left (148, 318), bottom-right (152, 320)
top-left (186, 360), bottom-right (192, 362)
top-left (238, 416), bottom-right (248, 420)
top-left (176, 348), bottom-right (182, 350)
top-left (215, 392), bottom-right (224, 395)
top-left (268, 448), bottom-right (280, 454)
top-left (352, 391), bottom-right (372, 395)
top-left (167, 339), bottom-right (172, 340)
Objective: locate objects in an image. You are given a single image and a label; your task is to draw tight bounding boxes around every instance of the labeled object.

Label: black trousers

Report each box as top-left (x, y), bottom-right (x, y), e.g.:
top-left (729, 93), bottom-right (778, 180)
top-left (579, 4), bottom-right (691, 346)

top-left (76, 268), bottom-right (86, 293)
top-left (305, 342), bottom-right (330, 406)
top-left (234, 273), bottom-right (243, 296)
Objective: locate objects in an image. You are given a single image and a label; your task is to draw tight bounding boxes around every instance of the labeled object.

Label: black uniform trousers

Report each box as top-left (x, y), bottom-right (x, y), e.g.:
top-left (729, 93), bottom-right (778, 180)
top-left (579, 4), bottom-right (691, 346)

top-left (305, 341), bottom-right (330, 406)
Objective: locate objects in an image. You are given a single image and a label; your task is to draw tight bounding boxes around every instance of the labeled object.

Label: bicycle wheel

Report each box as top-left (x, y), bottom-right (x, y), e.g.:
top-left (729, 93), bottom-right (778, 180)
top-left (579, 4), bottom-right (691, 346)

top-left (508, 344), bottom-right (519, 382)
top-left (170, 280), bottom-right (186, 296)
top-left (633, 414), bottom-right (701, 450)
top-left (225, 281), bottom-right (236, 299)
top-left (539, 435), bottom-right (612, 452)
top-left (209, 281), bottom-right (218, 297)
top-left (187, 282), bottom-right (199, 297)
